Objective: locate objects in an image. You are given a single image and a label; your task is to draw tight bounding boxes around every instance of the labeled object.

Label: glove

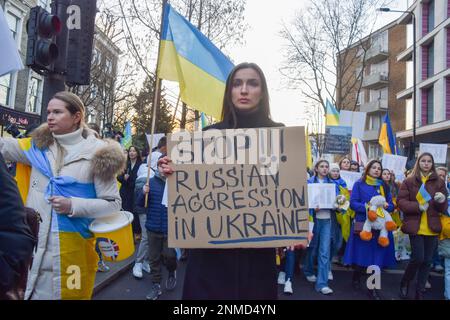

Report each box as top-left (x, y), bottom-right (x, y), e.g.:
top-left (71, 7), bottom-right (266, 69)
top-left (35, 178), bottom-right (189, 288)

top-left (434, 192), bottom-right (446, 204)
top-left (419, 203), bottom-right (429, 212)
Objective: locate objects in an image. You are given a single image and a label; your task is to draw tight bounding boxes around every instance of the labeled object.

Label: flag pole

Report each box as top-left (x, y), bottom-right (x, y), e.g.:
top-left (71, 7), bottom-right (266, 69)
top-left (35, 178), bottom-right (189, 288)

top-left (145, 0), bottom-right (168, 208)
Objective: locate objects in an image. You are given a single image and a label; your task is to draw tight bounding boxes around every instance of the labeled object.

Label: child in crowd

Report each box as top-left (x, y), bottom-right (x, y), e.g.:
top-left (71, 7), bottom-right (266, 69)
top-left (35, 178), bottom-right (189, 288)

top-left (137, 155), bottom-right (177, 300)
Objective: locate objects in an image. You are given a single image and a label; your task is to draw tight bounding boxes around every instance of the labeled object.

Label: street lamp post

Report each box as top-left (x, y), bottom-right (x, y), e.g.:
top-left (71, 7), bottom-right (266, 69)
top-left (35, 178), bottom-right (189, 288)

top-left (379, 7), bottom-right (416, 161)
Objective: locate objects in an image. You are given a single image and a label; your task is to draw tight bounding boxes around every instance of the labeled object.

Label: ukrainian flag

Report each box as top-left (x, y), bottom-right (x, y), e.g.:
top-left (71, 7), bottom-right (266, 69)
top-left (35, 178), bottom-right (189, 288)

top-left (157, 3), bottom-right (234, 120)
top-left (121, 121), bottom-right (132, 150)
top-left (416, 183), bottom-right (432, 206)
top-left (326, 99), bottom-right (339, 126)
top-left (378, 113), bottom-right (397, 154)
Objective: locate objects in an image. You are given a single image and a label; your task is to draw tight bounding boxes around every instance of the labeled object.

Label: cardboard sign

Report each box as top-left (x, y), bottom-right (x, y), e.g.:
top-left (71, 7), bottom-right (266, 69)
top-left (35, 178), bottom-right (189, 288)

top-left (419, 143), bottom-right (447, 164)
top-left (340, 171), bottom-right (362, 190)
top-left (167, 127), bottom-right (309, 248)
top-left (307, 183), bottom-right (336, 209)
top-left (382, 154), bottom-right (408, 177)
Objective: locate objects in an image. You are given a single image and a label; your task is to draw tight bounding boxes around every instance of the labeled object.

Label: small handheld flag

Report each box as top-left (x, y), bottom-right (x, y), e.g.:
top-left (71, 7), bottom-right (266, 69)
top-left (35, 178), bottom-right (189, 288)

top-left (416, 184), bottom-right (432, 206)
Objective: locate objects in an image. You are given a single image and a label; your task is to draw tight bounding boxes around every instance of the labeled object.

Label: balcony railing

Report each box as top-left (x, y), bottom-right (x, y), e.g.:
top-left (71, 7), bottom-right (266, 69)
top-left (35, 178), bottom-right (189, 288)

top-left (362, 72), bottom-right (389, 89)
top-left (360, 99), bottom-right (388, 113)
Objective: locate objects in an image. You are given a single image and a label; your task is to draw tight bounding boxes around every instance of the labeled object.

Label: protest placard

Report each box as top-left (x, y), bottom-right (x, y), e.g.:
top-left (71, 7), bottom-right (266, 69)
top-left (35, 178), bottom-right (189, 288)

top-left (419, 143), bottom-right (447, 164)
top-left (323, 126), bottom-right (352, 154)
top-left (167, 127), bottom-right (309, 248)
top-left (340, 171), bottom-right (362, 191)
top-left (382, 154), bottom-right (408, 176)
top-left (307, 184), bottom-right (336, 209)
top-left (339, 110), bottom-right (367, 139)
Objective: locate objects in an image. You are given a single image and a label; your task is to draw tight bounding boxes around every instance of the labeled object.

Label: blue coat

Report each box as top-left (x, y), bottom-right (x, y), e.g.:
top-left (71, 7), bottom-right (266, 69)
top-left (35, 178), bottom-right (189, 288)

top-left (343, 179), bottom-right (396, 268)
top-left (137, 176), bottom-right (167, 234)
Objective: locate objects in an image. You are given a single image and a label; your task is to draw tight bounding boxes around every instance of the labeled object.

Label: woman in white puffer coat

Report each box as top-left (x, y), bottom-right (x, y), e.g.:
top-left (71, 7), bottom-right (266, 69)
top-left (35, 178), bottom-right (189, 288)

top-left (0, 91), bottom-right (126, 300)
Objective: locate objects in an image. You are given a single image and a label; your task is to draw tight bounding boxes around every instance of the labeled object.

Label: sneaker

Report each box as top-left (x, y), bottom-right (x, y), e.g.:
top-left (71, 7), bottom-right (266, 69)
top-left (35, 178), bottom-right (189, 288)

top-left (306, 275), bottom-right (317, 282)
top-left (277, 271), bottom-right (286, 285)
top-left (320, 286), bottom-right (333, 295)
top-left (328, 271), bottom-right (333, 281)
top-left (132, 263), bottom-right (143, 279)
top-left (97, 260), bottom-right (110, 272)
top-left (146, 283), bottom-right (162, 300)
top-left (425, 280), bottom-right (432, 289)
top-left (166, 271), bottom-right (177, 291)
top-left (142, 261), bottom-right (151, 274)
top-left (284, 279), bottom-right (293, 295)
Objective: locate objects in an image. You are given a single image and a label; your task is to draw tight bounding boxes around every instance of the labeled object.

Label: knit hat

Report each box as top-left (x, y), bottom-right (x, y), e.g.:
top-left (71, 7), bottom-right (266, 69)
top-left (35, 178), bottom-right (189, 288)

top-left (330, 163), bottom-right (340, 172)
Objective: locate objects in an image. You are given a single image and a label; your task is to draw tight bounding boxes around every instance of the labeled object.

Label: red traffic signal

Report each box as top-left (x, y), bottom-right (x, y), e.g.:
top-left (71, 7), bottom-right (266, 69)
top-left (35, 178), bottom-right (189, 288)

top-left (26, 6), bottom-right (62, 71)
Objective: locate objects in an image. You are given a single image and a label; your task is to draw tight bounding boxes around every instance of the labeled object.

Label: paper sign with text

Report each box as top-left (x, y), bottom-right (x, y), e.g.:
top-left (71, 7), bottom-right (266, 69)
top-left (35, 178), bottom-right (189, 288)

top-left (307, 183), bottom-right (336, 209)
top-left (419, 143), bottom-right (447, 164)
top-left (167, 127), bottom-right (309, 248)
top-left (340, 171), bottom-right (362, 191)
top-left (382, 154), bottom-right (408, 176)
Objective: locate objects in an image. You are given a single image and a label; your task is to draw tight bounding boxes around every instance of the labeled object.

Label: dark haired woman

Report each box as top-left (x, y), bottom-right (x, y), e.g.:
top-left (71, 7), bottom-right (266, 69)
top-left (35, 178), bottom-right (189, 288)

top-left (344, 160), bottom-right (395, 300)
top-left (158, 62), bottom-right (284, 299)
top-left (118, 146), bottom-right (143, 238)
top-left (398, 152), bottom-right (448, 300)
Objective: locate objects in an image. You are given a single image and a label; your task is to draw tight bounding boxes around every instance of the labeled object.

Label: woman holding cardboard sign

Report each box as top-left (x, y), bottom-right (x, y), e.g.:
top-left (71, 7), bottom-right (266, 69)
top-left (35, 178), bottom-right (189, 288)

top-left (159, 62), bottom-right (290, 299)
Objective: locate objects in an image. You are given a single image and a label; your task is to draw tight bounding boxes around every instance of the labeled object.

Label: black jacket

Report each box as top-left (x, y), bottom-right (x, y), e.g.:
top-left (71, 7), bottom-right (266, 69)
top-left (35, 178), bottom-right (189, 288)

top-left (0, 153), bottom-right (35, 297)
top-left (118, 159), bottom-right (142, 212)
top-left (182, 108), bottom-right (284, 300)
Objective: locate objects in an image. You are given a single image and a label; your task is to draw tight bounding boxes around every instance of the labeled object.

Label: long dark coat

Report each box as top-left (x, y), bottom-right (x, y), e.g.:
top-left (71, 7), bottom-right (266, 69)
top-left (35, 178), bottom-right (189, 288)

top-left (182, 109), bottom-right (284, 300)
top-left (0, 153), bottom-right (35, 297)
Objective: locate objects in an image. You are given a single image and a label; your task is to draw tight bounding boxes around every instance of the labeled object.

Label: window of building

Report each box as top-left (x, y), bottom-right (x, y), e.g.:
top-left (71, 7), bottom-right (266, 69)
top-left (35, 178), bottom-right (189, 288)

top-left (356, 90), bottom-right (365, 105)
top-left (369, 114), bottom-right (382, 131)
top-left (428, 42), bottom-right (434, 78)
top-left (369, 144), bottom-right (382, 159)
top-left (422, 86), bottom-right (434, 125)
top-left (90, 84), bottom-right (98, 100)
top-left (428, 0), bottom-right (435, 32)
top-left (369, 88), bottom-right (388, 102)
top-left (105, 58), bottom-right (112, 74)
top-left (372, 31), bottom-right (388, 51)
top-left (92, 48), bottom-right (101, 65)
top-left (370, 60), bottom-right (388, 77)
top-left (406, 98), bottom-right (413, 130)
top-left (406, 60), bottom-right (413, 88)
top-left (0, 7), bottom-right (23, 107)
top-left (27, 76), bottom-right (43, 114)
top-left (0, 74), bottom-right (12, 106)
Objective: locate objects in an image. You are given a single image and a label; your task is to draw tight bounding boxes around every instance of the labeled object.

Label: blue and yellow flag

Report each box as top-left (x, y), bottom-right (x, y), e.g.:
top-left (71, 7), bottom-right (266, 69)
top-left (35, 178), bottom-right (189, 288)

top-left (18, 137), bottom-right (99, 299)
top-left (121, 121), bottom-right (132, 150)
top-left (325, 99), bottom-right (339, 126)
top-left (378, 113), bottom-right (397, 154)
top-left (201, 112), bottom-right (209, 129)
top-left (416, 183), bottom-right (432, 206)
top-left (157, 3), bottom-right (234, 119)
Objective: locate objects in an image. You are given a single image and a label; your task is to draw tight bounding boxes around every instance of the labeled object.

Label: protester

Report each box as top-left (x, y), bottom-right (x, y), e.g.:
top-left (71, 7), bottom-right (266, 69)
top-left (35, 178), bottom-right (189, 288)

top-left (303, 159), bottom-right (334, 295)
top-left (118, 146), bottom-right (143, 239)
top-left (382, 169), bottom-right (402, 227)
top-left (159, 62), bottom-right (284, 299)
top-left (350, 160), bottom-right (360, 172)
top-left (398, 153), bottom-right (448, 300)
top-left (344, 159), bottom-right (395, 300)
top-left (339, 156), bottom-right (351, 171)
top-left (0, 153), bottom-right (36, 300)
top-left (0, 91), bottom-right (126, 299)
top-left (138, 154), bottom-right (177, 300)
top-left (132, 136), bottom-right (168, 279)
top-left (329, 163), bottom-right (349, 266)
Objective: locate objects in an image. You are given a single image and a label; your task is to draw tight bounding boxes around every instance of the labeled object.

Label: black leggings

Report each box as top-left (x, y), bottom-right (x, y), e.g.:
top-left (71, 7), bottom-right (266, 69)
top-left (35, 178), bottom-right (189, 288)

top-left (401, 235), bottom-right (438, 292)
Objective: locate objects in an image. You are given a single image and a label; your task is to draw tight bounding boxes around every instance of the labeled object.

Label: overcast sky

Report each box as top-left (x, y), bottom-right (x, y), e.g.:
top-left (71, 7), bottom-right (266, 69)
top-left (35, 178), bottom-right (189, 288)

top-left (230, 0), bottom-right (407, 127)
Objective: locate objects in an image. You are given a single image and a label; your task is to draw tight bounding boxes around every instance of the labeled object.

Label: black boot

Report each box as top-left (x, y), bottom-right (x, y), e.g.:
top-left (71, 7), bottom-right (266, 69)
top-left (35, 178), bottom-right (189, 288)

top-left (399, 279), bottom-right (409, 299)
top-left (352, 270), bottom-right (361, 290)
top-left (415, 290), bottom-right (424, 300)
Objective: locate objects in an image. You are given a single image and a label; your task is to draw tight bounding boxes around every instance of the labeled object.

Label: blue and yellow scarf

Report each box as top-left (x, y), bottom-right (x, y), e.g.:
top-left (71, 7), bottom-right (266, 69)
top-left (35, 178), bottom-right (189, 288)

top-left (18, 137), bottom-right (98, 300)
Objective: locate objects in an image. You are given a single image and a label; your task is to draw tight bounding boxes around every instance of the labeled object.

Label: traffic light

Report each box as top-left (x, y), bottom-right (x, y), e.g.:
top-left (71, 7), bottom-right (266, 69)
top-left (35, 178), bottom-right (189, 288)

top-left (26, 6), bottom-right (62, 73)
top-left (65, 0), bottom-right (98, 85)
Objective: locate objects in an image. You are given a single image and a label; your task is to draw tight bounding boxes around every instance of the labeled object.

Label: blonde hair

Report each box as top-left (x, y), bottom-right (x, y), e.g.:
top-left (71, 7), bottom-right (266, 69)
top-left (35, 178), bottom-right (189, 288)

top-left (52, 91), bottom-right (86, 129)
